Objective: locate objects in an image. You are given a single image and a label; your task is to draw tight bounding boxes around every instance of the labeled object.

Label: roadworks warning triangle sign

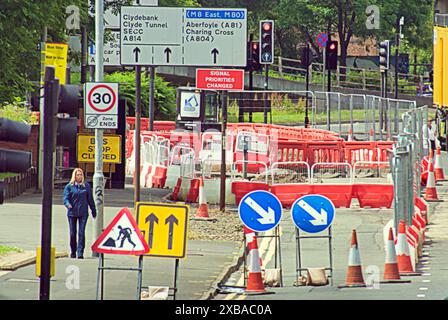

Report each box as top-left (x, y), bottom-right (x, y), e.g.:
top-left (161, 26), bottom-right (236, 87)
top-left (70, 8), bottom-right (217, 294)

top-left (91, 208), bottom-right (150, 255)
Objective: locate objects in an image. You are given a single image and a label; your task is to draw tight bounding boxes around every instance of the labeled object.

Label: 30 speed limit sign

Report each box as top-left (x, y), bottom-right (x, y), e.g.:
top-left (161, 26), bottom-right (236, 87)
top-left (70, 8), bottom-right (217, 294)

top-left (84, 82), bottom-right (119, 129)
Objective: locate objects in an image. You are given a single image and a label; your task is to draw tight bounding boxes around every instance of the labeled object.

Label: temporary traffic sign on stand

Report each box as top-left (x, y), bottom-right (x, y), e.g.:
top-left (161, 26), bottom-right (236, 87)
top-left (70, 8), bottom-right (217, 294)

top-left (120, 7), bottom-right (247, 66)
top-left (77, 134), bottom-right (121, 164)
top-left (84, 82), bottom-right (119, 129)
top-left (239, 191), bottom-right (283, 232)
top-left (136, 202), bottom-right (190, 259)
top-left (91, 208), bottom-right (150, 255)
top-left (196, 69), bottom-right (244, 91)
top-left (291, 195), bottom-right (335, 233)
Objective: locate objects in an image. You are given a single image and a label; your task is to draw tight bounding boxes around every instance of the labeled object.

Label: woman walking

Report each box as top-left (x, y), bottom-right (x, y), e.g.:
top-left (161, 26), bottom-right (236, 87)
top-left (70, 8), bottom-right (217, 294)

top-left (63, 168), bottom-right (97, 259)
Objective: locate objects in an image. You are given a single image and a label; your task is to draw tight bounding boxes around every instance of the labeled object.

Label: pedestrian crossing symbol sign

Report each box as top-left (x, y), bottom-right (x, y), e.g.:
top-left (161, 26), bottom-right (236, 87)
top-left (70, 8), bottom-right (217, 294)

top-left (91, 208), bottom-right (150, 255)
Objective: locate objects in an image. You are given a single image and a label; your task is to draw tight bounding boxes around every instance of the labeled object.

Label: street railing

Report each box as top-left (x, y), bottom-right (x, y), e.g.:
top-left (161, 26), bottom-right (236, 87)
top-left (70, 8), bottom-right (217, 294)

top-left (271, 57), bottom-right (431, 96)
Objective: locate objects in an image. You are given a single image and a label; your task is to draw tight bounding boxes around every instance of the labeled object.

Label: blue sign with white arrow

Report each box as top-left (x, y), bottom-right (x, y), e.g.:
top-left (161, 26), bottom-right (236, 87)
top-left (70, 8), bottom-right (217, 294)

top-left (291, 195), bottom-right (335, 233)
top-left (239, 190), bottom-right (282, 232)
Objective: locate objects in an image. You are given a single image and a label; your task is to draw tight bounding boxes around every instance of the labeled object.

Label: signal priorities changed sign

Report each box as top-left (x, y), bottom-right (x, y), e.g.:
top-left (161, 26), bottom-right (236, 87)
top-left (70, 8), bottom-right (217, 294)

top-left (84, 82), bottom-right (119, 129)
top-left (196, 69), bottom-right (244, 91)
top-left (77, 134), bottom-right (121, 164)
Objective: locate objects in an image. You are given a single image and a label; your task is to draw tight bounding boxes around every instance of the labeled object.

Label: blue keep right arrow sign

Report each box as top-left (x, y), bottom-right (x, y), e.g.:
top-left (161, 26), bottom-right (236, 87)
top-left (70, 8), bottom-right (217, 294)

top-left (291, 195), bottom-right (335, 233)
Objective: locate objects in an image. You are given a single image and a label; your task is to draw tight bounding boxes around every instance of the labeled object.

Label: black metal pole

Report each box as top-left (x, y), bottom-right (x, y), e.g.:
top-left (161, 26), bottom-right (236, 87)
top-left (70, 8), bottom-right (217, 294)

top-left (134, 66), bottom-right (142, 204)
top-left (39, 66), bottom-right (56, 300)
top-left (149, 67), bottom-right (155, 131)
top-left (248, 34), bottom-right (253, 123)
top-left (264, 65), bottom-right (269, 124)
top-left (81, 26), bottom-right (87, 84)
top-left (305, 44), bottom-right (310, 128)
top-left (220, 91), bottom-right (228, 212)
top-left (395, 18), bottom-right (400, 100)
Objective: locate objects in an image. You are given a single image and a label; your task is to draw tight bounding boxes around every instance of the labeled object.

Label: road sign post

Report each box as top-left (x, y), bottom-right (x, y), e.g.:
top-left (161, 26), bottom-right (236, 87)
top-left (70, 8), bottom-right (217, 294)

top-left (291, 195), bottom-right (335, 286)
top-left (92, 0), bottom-right (105, 259)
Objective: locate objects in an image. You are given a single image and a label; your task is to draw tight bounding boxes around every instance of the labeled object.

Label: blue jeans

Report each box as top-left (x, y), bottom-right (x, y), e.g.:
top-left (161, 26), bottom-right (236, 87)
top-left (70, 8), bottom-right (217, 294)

top-left (68, 216), bottom-right (88, 257)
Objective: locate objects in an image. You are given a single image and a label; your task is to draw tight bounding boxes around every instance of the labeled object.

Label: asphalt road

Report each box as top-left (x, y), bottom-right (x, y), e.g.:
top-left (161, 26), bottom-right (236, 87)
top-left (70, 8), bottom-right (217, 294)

top-left (217, 188), bottom-right (448, 301)
top-left (0, 185), bottom-right (241, 300)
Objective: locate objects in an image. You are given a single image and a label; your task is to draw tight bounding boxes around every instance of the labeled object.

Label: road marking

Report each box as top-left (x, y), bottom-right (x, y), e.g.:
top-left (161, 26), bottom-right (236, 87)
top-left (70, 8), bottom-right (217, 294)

top-left (420, 267), bottom-right (431, 270)
top-left (422, 273), bottom-right (431, 276)
top-left (419, 287), bottom-right (428, 291)
top-left (422, 261), bottom-right (430, 265)
top-left (223, 228), bottom-right (277, 301)
top-left (422, 279), bottom-right (431, 283)
top-left (417, 294), bottom-right (426, 298)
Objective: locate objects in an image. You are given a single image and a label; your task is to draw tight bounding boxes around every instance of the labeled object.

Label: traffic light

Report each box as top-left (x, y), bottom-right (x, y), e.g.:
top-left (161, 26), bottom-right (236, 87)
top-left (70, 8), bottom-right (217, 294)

top-left (0, 118), bottom-right (32, 173)
top-left (246, 41), bottom-right (262, 72)
top-left (259, 20), bottom-right (274, 64)
top-left (326, 41), bottom-right (338, 70)
top-left (56, 84), bottom-right (79, 148)
top-left (379, 40), bottom-right (390, 71)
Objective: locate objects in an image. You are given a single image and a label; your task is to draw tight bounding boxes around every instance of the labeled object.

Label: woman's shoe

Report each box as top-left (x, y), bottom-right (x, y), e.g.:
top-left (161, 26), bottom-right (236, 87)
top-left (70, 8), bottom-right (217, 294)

top-left (70, 253), bottom-right (76, 259)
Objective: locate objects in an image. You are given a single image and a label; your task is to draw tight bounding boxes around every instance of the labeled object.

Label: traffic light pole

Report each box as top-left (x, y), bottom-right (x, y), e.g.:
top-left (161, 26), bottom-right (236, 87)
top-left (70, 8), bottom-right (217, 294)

top-left (92, 0), bottom-right (104, 258)
top-left (305, 44), bottom-right (310, 128)
top-left (134, 66), bottom-right (142, 203)
top-left (39, 66), bottom-right (57, 300)
top-left (264, 65), bottom-right (269, 124)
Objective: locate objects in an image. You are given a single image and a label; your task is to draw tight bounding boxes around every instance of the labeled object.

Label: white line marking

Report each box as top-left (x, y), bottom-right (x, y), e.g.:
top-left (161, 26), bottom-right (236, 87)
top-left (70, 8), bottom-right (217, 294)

top-left (419, 287), bottom-right (428, 291)
top-left (417, 294), bottom-right (426, 298)
top-left (422, 279), bottom-right (431, 283)
top-left (422, 273), bottom-right (432, 276)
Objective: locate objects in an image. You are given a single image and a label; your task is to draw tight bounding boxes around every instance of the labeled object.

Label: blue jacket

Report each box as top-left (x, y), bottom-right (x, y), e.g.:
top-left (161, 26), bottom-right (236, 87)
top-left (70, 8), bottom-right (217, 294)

top-left (63, 182), bottom-right (97, 218)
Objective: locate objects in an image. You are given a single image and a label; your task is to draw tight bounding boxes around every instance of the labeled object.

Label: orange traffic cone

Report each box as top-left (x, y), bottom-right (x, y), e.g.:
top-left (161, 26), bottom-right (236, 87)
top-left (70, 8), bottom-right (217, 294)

top-left (424, 162), bottom-right (440, 201)
top-left (434, 148), bottom-right (445, 181)
top-left (384, 228), bottom-right (401, 280)
top-left (396, 220), bottom-right (415, 275)
top-left (344, 230), bottom-right (366, 287)
top-left (195, 177), bottom-right (210, 218)
top-left (245, 228), bottom-right (266, 293)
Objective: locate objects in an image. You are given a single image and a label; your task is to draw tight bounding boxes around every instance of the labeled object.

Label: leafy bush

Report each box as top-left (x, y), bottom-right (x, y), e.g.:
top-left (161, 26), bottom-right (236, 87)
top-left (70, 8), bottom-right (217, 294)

top-left (71, 71), bottom-right (177, 120)
top-left (0, 98), bottom-right (36, 124)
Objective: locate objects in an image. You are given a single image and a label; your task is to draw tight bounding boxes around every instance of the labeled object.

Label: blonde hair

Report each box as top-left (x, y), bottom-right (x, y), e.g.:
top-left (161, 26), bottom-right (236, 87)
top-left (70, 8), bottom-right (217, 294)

top-left (70, 168), bottom-right (85, 185)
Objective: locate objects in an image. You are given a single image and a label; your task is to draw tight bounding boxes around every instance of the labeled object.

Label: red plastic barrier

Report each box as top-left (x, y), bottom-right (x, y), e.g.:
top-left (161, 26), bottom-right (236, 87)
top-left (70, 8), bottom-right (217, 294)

top-left (310, 184), bottom-right (353, 208)
top-left (172, 177), bottom-right (182, 201)
top-left (152, 166), bottom-right (167, 188)
top-left (231, 181), bottom-right (269, 206)
top-left (307, 142), bottom-right (344, 165)
top-left (186, 178), bottom-right (200, 203)
top-left (376, 142), bottom-right (394, 162)
top-left (414, 197), bottom-right (428, 224)
top-left (271, 184), bottom-right (310, 208)
top-left (352, 184), bottom-right (394, 208)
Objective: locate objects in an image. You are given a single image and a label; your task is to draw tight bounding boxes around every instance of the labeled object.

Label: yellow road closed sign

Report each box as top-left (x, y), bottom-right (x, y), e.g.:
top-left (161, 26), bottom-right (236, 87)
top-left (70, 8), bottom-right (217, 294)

top-left (136, 202), bottom-right (190, 259)
top-left (77, 134), bottom-right (121, 164)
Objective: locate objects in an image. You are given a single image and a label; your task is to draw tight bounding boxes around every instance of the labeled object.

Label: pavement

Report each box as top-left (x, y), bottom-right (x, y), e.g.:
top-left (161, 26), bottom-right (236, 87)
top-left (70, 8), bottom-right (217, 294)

top-left (0, 184), bottom-right (242, 300)
top-left (216, 154), bottom-right (448, 301)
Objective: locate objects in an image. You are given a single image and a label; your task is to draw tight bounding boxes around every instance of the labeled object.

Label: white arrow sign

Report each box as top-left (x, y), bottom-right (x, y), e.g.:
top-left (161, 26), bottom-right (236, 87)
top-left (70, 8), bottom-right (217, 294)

top-left (244, 197), bottom-right (275, 225)
top-left (297, 200), bottom-right (328, 226)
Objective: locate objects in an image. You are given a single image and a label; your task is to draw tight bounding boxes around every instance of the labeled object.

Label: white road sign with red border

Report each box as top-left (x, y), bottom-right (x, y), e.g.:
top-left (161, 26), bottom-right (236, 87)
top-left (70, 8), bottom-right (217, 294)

top-left (84, 82), bottom-right (119, 129)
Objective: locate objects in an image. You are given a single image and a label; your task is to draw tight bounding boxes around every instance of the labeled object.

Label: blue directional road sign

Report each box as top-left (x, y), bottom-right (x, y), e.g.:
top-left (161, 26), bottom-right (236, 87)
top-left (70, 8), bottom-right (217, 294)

top-left (291, 195), bottom-right (335, 233)
top-left (239, 190), bottom-right (282, 232)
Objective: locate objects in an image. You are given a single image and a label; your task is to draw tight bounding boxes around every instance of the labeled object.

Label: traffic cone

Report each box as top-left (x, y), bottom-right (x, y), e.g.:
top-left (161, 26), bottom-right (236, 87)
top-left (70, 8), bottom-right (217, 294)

top-left (245, 228), bottom-right (266, 293)
top-left (345, 230), bottom-right (366, 286)
top-left (369, 128), bottom-right (374, 141)
top-left (195, 177), bottom-right (209, 218)
top-left (434, 147), bottom-right (445, 181)
top-left (396, 220), bottom-right (415, 275)
top-left (424, 162), bottom-right (440, 201)
top-left (383, 228), bottom-right (401, 281)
